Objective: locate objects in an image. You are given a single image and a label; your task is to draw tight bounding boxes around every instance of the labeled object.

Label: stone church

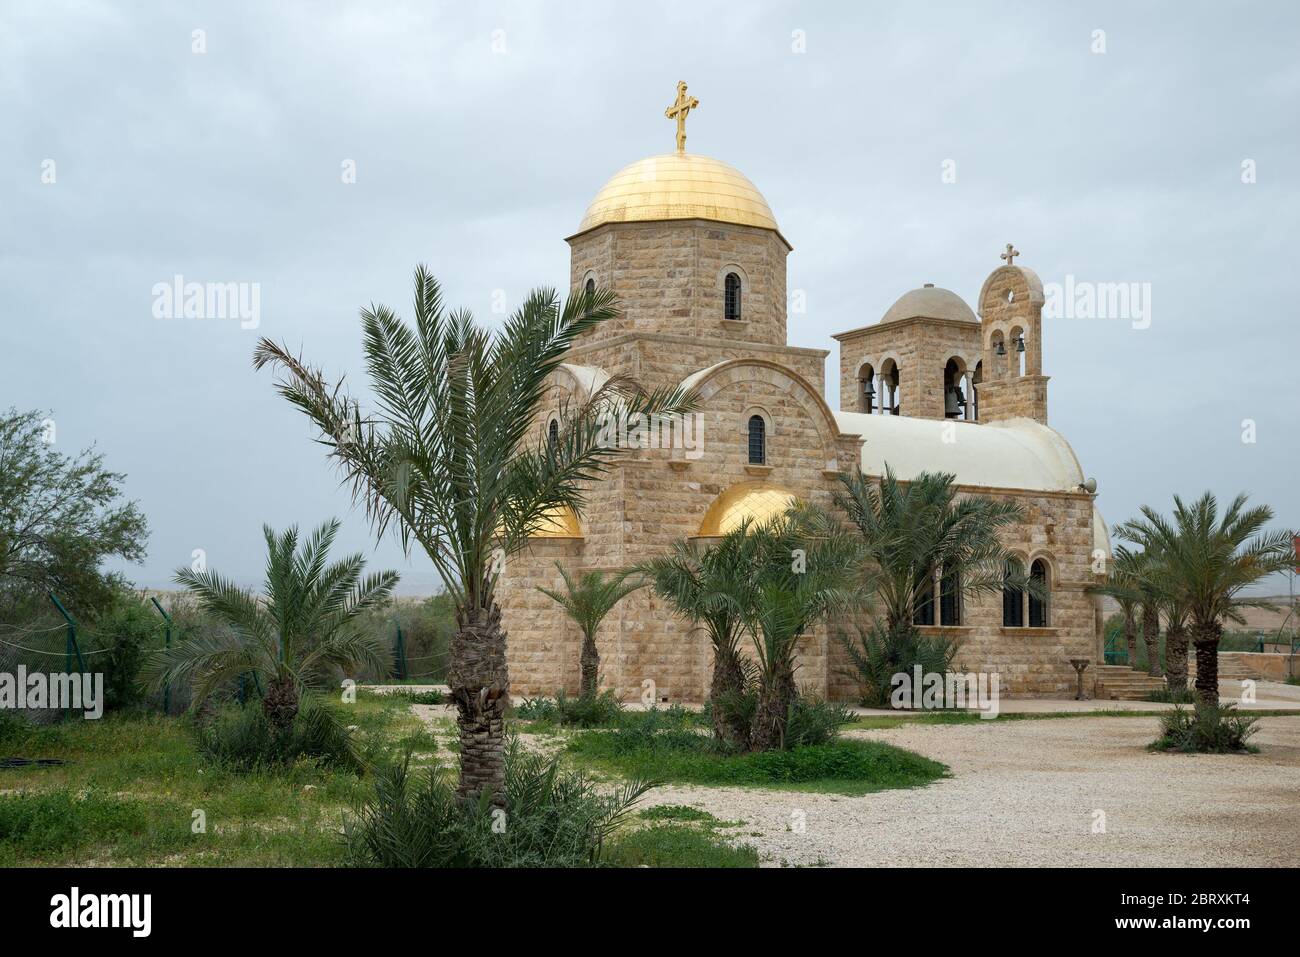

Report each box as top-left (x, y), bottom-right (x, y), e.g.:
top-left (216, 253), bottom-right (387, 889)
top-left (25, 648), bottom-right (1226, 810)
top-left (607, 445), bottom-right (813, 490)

top-left (498, 86), bottom-right (1111, 702)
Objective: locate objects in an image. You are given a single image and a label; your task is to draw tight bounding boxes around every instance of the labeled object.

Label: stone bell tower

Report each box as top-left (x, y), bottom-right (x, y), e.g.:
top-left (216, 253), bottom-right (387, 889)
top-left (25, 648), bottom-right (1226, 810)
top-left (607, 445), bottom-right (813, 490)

top-left (975, 244), bottom-right (1049, 424)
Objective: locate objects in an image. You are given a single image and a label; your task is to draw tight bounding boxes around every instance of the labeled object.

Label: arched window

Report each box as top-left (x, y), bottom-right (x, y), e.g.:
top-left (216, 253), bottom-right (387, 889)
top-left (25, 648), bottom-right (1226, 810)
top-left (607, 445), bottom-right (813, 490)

top-left (912, 569), bottom-right (936, 626)
top-left (1028, 559), bottom-right (1049, 627)
top-left (1002, 558), bottom-right (1025, 628)
top-left (879, 359), bottom-right (900, 415)
top-left (943, 358), bottom-right (968, 420)
top-left (584, 277), bottom-right (596, 295)
top-left (1010, 326), bottom-right (1026, 377)
top-left (857, 363), bottom-right (876, 413)
top-left (939, 565), bottom-right (961, 625)
top-left (747, 415), bottom-right (766, 465)
top-left (547, 418), bottom-right (559, 450)
top-left (724, 272), bottom-right (742, 321)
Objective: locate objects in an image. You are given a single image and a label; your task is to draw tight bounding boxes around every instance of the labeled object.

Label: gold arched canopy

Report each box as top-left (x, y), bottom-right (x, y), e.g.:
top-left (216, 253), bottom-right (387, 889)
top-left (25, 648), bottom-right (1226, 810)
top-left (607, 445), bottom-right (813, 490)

top-left (698, 482), bottom-right (797, 537)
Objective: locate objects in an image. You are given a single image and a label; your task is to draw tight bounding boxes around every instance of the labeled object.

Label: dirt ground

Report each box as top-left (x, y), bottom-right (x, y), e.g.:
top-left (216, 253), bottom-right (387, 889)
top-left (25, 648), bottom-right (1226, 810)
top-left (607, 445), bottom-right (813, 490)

top-left (646, 715), bottom-right (1300, 867)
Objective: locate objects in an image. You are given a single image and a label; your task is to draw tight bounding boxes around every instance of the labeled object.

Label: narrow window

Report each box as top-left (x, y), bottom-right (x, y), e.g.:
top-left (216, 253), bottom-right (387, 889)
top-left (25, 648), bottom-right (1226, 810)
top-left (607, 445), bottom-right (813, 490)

top-left (747, 415), bottom-right (765, 465)
top-left (724, 272), bottom-right (742, 321)
top-left (547, 418), bottom-right (559, 451)
top-left (913, 570), bottom-right (936, 626)
top-left (939, 566), bottom-right (961, 626)
top-left (1028, 559), bottom-right (1049, 627)
top-left (1002, 559), bottom-right (1024, 628)
top-left (584, 277), bottom-right (596, 295)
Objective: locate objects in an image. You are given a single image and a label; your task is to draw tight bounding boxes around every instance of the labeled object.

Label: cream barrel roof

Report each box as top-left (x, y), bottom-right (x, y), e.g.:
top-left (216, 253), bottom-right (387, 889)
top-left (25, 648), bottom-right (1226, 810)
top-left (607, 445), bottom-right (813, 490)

top-left (832, 411), bottom-right (1086, 493)
top-left (576, 153), bottom-right (779, 235)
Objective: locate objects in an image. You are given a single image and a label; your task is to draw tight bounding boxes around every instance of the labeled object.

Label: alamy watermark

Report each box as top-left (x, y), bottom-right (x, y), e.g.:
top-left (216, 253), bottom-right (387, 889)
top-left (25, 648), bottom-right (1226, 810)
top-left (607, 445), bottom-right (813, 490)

top-left (596, 411), bottom-right (705, 460)
top-left (151, 275), bottom-right (261, 329)
top-left (0, 668), bottom-right (104, 719)
top-left (1043, 275), bottom-right (1151, 329)
top-left (890, 666), bottom-right (1000, 719)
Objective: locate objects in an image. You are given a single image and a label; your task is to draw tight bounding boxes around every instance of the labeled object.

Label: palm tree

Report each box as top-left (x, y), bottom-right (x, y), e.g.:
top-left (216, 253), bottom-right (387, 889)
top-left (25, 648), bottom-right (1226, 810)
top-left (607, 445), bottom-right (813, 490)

top-left (834, 466), bottom-right (1032, 632)
top-left (1119, 492), bottom-right (1294, 705)
top-left (536, 563), bottom-right (644, 700)
top-left (745, 505), bottom-right (861, 752)
top-left (639, 525), bottom-right (761, 748)
top-left (1091, 546), bottom-right (1144, 669)
top-left (253, 266), bottom-right (694, 805)
top-left (143, 520), bottom-right (398, 731)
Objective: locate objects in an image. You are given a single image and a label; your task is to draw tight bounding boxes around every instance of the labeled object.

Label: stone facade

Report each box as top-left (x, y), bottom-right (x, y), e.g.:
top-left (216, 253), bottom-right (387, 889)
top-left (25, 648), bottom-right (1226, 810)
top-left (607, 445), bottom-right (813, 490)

top-left (496, 158), bottom-right (1107, 703)
top-left (834, 315), bottom-right (982, 420)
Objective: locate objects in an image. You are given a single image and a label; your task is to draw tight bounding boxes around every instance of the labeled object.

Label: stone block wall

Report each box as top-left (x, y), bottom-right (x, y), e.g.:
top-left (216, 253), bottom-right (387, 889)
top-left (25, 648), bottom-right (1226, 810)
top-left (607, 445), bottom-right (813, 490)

top-left (834, 316), bottom-right (982, 420)
top-left (568, 220), bottom-right (790, 351)
top-left (825, 487), bottom-right (1103, 701)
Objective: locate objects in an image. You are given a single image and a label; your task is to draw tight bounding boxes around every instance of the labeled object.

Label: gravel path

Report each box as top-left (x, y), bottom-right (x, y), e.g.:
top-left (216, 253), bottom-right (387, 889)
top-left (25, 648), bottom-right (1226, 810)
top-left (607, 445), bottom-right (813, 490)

top-left (642, 715), bottom-right (1300, 867)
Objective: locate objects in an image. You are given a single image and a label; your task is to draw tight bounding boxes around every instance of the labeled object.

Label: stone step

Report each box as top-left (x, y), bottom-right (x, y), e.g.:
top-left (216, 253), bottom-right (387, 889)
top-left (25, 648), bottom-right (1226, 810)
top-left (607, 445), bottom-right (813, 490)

top-left (1094, 666), bottom-right (1169, 700)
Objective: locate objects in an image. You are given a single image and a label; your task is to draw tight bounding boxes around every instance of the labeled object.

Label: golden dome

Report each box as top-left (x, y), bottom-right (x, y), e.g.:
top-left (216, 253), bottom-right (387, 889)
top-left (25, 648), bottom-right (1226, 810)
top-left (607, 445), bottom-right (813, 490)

top-left (530, 506), bottom-right (582, 538)
top-left (698, 483), bottom-right (797, 537)
top-left (576, 153), bottom-right (779, 235)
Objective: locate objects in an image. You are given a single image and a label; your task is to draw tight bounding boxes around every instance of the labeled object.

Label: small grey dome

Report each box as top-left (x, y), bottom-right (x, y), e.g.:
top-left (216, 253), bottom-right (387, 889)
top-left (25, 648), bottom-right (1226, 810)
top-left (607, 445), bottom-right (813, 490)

top-left (880, 285), bottom-right (977, 325)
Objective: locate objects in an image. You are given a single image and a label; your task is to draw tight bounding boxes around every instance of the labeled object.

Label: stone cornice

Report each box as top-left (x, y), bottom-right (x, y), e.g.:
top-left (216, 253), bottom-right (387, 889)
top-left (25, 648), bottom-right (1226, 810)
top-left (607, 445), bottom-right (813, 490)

top-left (832, 314), bottom-right (982, 342)
top-left (564, 217), bottom-right (794, 253)
top-left (564, 331), bottom-right (829, 361)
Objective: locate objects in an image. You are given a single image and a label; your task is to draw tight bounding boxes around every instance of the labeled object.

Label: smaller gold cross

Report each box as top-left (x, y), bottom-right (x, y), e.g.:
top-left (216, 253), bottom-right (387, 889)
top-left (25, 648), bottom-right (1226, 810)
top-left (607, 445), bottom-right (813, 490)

top-left (1001, 243), bottom-right (1020, 267)
top-left (665, 81), bottom-right (699, 154)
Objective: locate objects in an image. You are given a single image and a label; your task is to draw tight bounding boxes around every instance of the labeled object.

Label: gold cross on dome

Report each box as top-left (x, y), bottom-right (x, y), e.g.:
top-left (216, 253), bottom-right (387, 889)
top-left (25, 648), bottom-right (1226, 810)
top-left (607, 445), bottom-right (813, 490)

top-left (1001, 243), bottom-right (1020, 267)
top-left (665, 81), bottom-right (699, 154)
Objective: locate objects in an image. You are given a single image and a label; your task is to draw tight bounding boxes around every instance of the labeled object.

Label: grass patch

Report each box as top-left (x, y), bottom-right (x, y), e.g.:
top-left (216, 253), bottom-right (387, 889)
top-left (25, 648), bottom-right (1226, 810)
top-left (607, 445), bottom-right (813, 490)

top-left (638, 804), bottom-right (720, 824)
top-left (0, 690), bottom-right (426, 865)
top-left (567, 728), bottom-right (945, 796)
top-left (605, 823), bottom-right (758, 868)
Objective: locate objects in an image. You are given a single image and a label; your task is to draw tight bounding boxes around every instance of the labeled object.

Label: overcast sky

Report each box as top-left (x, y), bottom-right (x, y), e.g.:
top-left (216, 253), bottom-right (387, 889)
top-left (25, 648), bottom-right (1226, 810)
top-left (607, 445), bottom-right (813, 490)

top-left (3, 0), bottom-right (1297, 596)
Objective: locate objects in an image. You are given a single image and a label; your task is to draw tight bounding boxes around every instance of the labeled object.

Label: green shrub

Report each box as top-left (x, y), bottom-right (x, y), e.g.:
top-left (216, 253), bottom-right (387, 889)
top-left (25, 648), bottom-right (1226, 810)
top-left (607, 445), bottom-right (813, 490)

top-left (1144, 686), bottom-right (1196, 704)
top-left (0, 710), bottom-right (27, 746)
top-left (85, 593), bottom-right (164, 711)
top-left (195, 700), bottom-right (361, 773)
top-left (1152, 702), bottom-right (1260, 753)
top-left (344, 739), bottom-right (653, 867)
top-left (514, 690), bottom-right (624, 728)
top-left (392, 688), bottom-right (444, 706)
top-left (785, 696), bottom-right (853, 748)
top-left (837, 621), bottom-right (962, 708)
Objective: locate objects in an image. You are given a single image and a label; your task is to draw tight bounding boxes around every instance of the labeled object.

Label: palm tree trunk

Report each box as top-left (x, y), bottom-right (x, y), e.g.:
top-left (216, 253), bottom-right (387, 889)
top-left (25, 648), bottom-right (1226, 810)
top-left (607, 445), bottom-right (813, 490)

top-left (750, 664), bottom-right (796, 752)
top-left (579, 631), bottom-right (599, 700)
top-left (263, 674), bottom-right (299, 734)
top-left (709, 642), bottom-right (749, 750)
top-left (1165, 623), bottom-right (1189, 694)
top-left (1192, 619), bottom-right (1221, 707)
top-left (1141, 603), bottom-right (1163, 678)
top-left (449, 602), bottom-right (510, 807)
top-left (1123, 607), bottom-right (1138, 669)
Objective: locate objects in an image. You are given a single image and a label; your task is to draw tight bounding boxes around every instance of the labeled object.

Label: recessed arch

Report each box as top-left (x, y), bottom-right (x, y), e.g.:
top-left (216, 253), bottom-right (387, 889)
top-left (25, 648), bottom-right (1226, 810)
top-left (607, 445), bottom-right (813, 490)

top-left (678, 358), bottom-right (845, 459)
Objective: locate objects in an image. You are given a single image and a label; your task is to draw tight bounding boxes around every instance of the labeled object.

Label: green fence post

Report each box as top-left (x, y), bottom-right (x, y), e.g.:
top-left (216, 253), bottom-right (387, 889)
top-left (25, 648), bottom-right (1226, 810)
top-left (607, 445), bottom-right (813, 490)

top-left (48, 593), bottom-right (84, 719)
top-left (149, 597), bottom-right (173, 714)
top-left (395, 622), bottom-right (408, 680)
